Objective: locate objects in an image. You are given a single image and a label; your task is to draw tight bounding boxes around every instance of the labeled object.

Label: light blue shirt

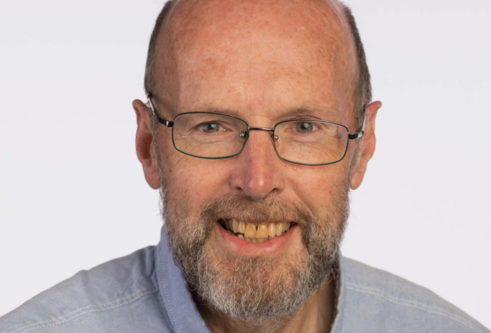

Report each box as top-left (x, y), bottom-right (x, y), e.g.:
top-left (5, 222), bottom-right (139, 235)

top-left (1, 226), bottom-right (489, 333)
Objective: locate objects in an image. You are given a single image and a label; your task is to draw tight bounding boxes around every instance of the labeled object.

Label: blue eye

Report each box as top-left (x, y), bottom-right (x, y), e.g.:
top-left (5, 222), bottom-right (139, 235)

top-left (295, 122), bottom-right (314, 133)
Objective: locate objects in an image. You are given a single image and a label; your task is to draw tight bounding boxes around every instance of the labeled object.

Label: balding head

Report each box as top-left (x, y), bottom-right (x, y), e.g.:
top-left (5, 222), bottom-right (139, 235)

top-left (144, 0), bottom-right (371, 128)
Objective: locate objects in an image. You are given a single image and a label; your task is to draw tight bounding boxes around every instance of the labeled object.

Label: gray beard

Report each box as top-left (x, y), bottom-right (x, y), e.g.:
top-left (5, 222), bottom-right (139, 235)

top-left (160, 183), bottom-right (349, 321)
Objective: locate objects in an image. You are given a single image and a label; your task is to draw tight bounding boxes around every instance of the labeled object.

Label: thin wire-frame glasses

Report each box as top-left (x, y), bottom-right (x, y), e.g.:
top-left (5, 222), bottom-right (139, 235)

top-left (147, 94), bottom-right (365, 166)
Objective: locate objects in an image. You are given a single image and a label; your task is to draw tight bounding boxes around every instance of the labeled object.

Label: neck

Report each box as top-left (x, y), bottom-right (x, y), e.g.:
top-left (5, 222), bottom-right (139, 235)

top-left (193, 275), bottom-right (337, 333)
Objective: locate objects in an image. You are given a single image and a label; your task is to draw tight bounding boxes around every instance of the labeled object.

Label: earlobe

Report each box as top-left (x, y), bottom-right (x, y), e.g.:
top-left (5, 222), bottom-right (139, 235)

top-left (133, 99), bottom-right (160, 190)
top-left (350, 101), bottom-right (382, 190)
top-left (350, 163), bottom-right (366, 190)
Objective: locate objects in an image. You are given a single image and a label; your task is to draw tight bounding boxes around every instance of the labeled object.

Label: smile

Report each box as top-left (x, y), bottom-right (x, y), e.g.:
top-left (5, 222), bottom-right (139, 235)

top-left (219, 219), bottom-right (294, 243)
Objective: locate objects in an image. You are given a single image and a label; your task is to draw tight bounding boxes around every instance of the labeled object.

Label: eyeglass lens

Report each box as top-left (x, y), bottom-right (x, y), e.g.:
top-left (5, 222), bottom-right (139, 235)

top-left (172, 113), bottom-right (349, 165)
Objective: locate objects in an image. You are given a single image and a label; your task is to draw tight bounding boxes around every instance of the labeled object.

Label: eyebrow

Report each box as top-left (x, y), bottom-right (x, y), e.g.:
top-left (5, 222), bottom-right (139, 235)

top-left (184, 107), bottom-right (338, 122)
top-left (279, 108), bottom-right (337, 120)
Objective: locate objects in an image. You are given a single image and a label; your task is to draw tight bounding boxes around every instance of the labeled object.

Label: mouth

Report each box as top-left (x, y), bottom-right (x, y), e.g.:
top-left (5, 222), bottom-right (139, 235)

top-left (218, 218), bottom-right (295, 244)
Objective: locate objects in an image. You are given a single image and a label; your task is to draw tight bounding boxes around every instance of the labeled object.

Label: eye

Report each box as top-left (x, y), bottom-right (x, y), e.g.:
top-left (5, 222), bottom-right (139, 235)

top-left (199, 122), bottom-right (221, 133)
top-left (294, 122), bottom-right (315, 133)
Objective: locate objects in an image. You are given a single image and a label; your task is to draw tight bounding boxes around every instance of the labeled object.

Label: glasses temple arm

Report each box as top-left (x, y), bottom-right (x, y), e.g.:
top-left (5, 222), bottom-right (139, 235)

top-left (348, 104), bottom-right (367, 140)
top-left (147, 94), bottom-right (174, 127)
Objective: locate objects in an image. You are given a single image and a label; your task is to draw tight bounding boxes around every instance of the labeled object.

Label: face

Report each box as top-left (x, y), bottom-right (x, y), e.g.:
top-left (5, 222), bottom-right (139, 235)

top-left (135, 0), bottom-right (380, 321)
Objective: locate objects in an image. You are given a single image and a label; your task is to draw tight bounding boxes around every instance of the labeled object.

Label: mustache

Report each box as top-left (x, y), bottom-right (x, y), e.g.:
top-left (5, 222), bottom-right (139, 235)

top-left (200, 194), bottom-right (315, 226)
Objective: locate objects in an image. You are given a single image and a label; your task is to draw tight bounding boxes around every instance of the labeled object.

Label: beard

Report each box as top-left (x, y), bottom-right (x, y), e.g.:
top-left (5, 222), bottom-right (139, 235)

top-left (158, 163), bottom-right (350, 321)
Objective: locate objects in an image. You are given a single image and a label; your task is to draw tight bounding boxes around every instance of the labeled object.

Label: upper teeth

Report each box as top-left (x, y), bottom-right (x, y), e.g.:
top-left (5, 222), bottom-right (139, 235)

top-left (223, 220), bottom-right (292, 243)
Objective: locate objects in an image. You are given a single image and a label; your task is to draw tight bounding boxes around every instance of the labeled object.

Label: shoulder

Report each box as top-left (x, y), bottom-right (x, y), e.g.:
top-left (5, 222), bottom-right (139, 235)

top-left (338, 257), bottom-right (490, 333)
top-left (0, 247), bottom-right (172, 333)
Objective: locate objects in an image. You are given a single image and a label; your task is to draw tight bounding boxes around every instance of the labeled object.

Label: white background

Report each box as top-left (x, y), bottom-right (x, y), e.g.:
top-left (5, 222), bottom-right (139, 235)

top-left (1, 0), bottom-right (490, 328)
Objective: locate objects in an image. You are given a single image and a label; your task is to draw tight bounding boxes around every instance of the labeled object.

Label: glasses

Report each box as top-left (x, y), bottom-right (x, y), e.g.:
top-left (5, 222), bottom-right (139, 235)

top-left (147, 95), bottom-right (365, 166)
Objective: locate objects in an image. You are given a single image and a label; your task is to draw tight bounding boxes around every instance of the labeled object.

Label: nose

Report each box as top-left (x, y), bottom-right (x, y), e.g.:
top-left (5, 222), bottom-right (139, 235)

top-left (230, 129), bottom-right (285, 200)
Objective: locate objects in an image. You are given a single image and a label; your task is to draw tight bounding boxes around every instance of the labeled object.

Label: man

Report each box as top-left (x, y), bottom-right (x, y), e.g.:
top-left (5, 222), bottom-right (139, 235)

top-left (1, 0), bottom-right (489, 332)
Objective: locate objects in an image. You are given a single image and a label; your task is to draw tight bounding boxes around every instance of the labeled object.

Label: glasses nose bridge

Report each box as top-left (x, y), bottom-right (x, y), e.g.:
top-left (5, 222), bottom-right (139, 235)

top-left (246, 127), bottom-right (278, 141)
top-left (239, 126), bottom-right (279, 162)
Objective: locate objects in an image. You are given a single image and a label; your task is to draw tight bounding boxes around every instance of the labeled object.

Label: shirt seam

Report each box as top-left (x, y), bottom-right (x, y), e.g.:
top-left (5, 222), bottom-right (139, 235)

top-left (160, 269), bottom-right (179, 333)
top-left (157, 237), bottom-right (180, 333)
top-left (13, 287), bottom-right (159, 333)
top-left (346, 282), bottom-right (482, 333)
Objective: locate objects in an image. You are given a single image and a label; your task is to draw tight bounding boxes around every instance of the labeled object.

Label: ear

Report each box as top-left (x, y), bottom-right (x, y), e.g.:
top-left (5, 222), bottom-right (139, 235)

top-left (350, 101), bottom-right (382, 190)
top-left (133, 99), bottom-right (160, 190)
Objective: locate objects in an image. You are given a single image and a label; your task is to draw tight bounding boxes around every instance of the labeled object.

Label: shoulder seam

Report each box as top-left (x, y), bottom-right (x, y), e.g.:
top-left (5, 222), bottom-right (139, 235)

top-left (13, 287), bottom-right (159, 333)
top-left (346, 282), bottom-right (483, 333)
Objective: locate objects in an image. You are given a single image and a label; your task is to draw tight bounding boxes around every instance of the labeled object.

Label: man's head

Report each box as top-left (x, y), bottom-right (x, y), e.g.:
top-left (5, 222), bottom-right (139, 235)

top-left (134, 0), bottom-right (381, 323)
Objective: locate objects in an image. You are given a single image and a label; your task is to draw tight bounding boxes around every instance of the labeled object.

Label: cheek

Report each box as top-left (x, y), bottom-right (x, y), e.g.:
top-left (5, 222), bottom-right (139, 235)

top-left (164, 150), bottom-right (232, 213)
top-left (285, 162), bottom-right (349, 214)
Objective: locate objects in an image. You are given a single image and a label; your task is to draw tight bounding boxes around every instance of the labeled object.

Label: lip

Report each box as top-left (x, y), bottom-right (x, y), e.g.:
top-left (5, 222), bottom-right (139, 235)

top-left (215, 220), bottom-right (298, 256)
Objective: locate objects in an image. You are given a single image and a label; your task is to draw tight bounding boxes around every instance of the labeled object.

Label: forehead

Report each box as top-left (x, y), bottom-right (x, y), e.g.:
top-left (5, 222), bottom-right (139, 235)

top-left (160, 0), bottom-right (356, 120)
